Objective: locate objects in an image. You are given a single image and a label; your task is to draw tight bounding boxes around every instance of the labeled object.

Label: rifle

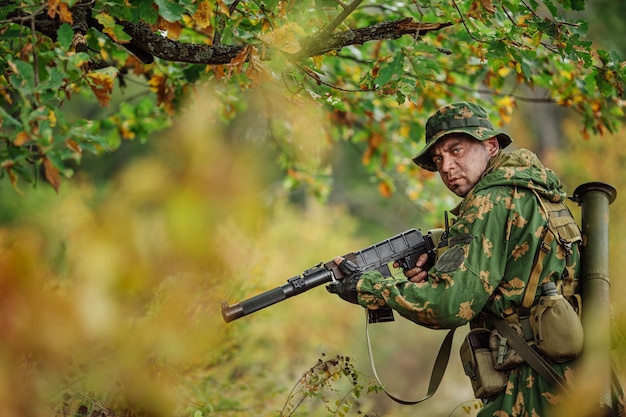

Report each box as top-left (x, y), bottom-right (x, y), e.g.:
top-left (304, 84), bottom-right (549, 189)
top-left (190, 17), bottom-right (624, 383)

top-left (221, 228), bottom-right (440, 324)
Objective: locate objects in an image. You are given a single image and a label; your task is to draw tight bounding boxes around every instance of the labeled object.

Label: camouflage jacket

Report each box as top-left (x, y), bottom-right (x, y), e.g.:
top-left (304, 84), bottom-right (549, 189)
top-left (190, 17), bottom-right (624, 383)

top-left (357, 149), bottom-right (580, 328)
top-left (357, 149), bottom-right (584, 415)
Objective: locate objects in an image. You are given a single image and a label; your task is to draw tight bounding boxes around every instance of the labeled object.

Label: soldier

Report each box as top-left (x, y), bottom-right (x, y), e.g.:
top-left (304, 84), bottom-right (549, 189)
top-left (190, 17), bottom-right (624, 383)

top-left (329, 102), bottom-right (620, 416)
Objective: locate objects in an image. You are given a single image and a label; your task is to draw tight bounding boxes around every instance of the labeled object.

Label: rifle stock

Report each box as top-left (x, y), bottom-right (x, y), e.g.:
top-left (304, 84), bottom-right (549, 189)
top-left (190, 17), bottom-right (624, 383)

top-left (221, 228), bottom-right (438, 323)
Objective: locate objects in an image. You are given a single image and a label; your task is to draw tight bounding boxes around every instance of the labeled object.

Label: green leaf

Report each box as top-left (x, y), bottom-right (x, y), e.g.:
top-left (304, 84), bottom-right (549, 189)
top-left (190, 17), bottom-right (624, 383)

top-left (94, 12), bottom-right (116, 29)
top-left (375, 53), bottom-right (404, 86)
top-left (153, 0), bottom-right (187, 22)
top-left (57, 24), bottom-right (73, 50)
top-left (558, 0), bottom-right (586, 11)
top-left (110, 25), bottom-right (132, 43)
top-left (8, 59), bottom-right (35, 89)
top-left (596, 72), bottom-right (615, 98)
top-left (94, 12), bottom-right (132, 43)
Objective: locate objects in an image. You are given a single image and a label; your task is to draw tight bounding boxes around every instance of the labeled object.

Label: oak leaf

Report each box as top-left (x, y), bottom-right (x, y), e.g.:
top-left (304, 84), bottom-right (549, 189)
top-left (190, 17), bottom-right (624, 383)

top-left (246, 47), bottom-right (272, 86)
top-left (86, 72), bottom-right (114, 106)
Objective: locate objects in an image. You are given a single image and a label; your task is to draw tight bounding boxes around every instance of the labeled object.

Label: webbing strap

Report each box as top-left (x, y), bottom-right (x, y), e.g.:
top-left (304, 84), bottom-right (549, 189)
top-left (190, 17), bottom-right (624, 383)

top-left (521, 230), bottom-right (555, 309)
top-left (365, 312), bottom-right (458, 405)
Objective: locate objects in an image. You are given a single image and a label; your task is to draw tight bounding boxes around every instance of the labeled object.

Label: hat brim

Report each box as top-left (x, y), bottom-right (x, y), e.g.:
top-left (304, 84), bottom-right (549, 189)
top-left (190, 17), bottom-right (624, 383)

top-left (412, 128), bottom-right (512, 171)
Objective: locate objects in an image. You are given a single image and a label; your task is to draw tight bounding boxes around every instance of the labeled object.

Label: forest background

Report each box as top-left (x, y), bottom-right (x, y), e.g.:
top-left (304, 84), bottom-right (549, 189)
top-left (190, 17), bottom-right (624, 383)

top-left (2, 1), bottom-right (626, 416)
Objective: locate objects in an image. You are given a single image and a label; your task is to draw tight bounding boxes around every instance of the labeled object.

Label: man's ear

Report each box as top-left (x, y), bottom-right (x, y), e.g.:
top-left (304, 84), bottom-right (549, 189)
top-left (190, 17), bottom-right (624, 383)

top-left (485, 137), bottom-right (500, 156)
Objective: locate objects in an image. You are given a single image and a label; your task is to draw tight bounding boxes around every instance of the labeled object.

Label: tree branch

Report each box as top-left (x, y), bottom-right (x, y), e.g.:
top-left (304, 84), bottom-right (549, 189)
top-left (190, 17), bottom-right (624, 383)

top-left (296, 18), bottom-right (452, 59)
top-left (315, 0), bottom-right (363, 40)
top-left (14, 2), bottom-right (452, 66)
top-left (121, 17), bottom-right (451, 64)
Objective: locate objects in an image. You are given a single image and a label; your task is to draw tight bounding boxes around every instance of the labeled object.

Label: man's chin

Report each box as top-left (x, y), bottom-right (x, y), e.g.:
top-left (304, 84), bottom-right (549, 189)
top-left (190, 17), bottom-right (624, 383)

top-left (449, 184), bottom-right (469, 197)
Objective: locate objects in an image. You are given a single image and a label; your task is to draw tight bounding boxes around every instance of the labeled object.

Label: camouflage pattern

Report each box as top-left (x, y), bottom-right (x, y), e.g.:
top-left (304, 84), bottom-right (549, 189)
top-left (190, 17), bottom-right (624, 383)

top-left (412, 102), bottom-right (512, 171)
top-left (357, 149), bottom-right (625, 416)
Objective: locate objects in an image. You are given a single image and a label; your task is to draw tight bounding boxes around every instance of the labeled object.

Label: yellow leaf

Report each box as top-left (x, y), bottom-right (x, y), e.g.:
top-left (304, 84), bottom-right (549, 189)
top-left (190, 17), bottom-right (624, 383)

top-left (14, 131), bottom-right (31, 146)
top-left (495, 96), bottom-right (516, 124)
top-left (378, 181), bottom-right (393, 198)
top-left (48, 0), bottom-right (73, 23)
top-left (591, 100), bottom-right (601, 112)
top-left (259, 22), bottom-right (304, 54)
top-left (49, 110), bottom-right (57, 127)
top-left (120, 121), bottom-right (136, 140)
top-left (86, 72), bottom-right (114, 106)
top-left (157, 17), bottom-right (182, 40)
top-left (98, 37), bottom-right (110, 61)
top-left (193, 1), bottom-right (213, 29)
top-left (47, 0), bottom-right (60, 18)
top-left (246, 47), bottom-right (272, 86)
top-left (362, 131), bottom-right (383, 166)
top-left (497, 65), bottom-right (511, 77)
top-left (312, 55), bottom-right (324, 69)
top-left (148, 74), bottom-right (175, 115)
top-left (0, 81), bottom-right (12, 104)
top-left (58, 2), bottom-right (73, 24)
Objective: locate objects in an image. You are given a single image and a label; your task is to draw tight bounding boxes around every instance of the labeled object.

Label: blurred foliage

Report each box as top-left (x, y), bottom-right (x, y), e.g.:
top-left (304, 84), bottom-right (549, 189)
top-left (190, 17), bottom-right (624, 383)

top-left (0, 88), bottom-right (421, 417)
top-left (1, 0), bottom-right (626, 201)
top-left (2, 82), bottom-right (625, 417)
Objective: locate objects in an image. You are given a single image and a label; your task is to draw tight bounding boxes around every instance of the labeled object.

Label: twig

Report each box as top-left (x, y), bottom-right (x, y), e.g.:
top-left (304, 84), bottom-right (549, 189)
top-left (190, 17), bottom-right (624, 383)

top-left (315, 0), bottom-right (363, 40)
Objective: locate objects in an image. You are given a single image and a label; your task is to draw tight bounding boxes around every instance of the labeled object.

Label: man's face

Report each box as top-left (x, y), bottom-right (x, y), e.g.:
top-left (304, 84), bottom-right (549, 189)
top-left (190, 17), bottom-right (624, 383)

top-left (429, 135), bottom-right (499, 197)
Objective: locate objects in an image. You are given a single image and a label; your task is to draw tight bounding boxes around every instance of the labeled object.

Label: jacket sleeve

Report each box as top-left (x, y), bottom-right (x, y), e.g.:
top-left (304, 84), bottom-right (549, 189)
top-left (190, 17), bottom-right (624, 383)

top-left (356, 187), bottom-right (516, 329)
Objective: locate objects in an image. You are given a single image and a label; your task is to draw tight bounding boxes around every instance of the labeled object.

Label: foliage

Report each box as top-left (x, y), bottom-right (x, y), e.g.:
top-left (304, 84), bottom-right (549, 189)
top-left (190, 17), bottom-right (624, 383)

top-left (1, 0), bottom-right (625, 199)
top-left (280, 354), bottom-right (381, 417)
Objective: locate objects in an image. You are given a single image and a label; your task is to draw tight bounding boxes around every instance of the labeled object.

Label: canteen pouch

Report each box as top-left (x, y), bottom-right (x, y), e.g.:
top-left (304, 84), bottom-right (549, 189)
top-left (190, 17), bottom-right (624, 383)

top-left (531, 289), bottom-right (584, 363)
top-left (460, 328), bottom-right (507, 399)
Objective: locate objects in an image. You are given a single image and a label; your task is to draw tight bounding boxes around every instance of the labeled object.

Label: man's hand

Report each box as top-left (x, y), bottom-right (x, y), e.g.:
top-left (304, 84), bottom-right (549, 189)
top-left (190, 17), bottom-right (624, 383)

top-left (394, 252), bottom-right (430, 283)
top-left (326, 256), bottom-right (361, 304)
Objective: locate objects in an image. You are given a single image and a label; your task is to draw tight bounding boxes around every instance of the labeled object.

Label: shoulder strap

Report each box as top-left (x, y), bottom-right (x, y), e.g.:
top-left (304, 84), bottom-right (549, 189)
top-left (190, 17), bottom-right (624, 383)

top-left (365, 313), bottom-right (458, 405)
top-left (521, 227), bottom-right (554, 309)
top-left (521, 189), bottom-right (581, 309)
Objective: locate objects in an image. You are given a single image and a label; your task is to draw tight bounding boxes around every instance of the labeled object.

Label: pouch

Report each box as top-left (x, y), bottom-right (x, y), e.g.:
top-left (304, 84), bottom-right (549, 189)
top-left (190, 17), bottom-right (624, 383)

top-left (489, 325), bottom-right (525, 371)
top-left (460, 328), bottom-right (507, 399)
top-left (531, 290), bottom-right (584, 363)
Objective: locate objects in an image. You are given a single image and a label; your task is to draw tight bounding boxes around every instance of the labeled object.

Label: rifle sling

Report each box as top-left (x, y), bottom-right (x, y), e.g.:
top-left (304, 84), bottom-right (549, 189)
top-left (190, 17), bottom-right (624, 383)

top-left (489, 314), bottom-right (571, 396)
top-left (366, 313), bottom-right (570, 405)
top-left (365, 313), bottom-right (458, 405)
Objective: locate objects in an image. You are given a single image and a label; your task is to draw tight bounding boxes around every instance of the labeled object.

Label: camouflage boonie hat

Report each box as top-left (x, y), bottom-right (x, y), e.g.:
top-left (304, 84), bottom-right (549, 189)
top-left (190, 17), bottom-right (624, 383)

top-left (412, 102), bottom-right (512, 171)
